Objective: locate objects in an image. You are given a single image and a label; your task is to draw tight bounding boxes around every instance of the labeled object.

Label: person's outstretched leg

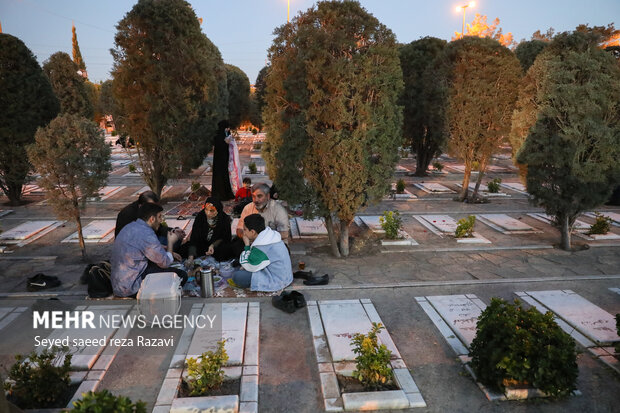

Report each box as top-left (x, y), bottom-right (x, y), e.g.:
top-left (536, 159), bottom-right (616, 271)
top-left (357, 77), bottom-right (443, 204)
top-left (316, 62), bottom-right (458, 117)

top-left (231, 268), bottom-right (252, 288)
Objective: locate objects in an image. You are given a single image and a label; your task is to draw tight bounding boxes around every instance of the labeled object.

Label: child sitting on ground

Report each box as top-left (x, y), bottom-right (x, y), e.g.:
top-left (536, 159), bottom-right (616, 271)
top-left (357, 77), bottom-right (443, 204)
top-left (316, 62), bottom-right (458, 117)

top-left (233, 177), bottom-right (252, 216)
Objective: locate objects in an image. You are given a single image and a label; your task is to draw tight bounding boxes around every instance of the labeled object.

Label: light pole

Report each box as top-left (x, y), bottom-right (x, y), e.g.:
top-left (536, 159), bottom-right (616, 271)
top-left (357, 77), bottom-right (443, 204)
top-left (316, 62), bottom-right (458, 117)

top-left (455, 1), bottom-right (475, 38)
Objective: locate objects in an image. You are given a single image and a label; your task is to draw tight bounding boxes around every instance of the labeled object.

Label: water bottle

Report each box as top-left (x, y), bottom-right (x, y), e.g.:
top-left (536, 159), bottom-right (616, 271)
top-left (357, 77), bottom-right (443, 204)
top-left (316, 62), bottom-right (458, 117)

top-left (200, 268), bottom-right (214, 298)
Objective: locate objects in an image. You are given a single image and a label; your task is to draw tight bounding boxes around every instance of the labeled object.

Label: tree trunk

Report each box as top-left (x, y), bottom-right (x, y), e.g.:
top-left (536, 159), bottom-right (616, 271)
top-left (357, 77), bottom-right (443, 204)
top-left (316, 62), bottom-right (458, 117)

top-left (338, 220), bottom-right (350, 257)
top-left (471, 157), bottom-right (487, 201)
top-left (6, 183), bottom-right (23, 206)
top-left (75, 212), bottom-right (86, 258)
top-left (458, 163), bottom-right (472, 202)
top-left (414, 149), bottom-right (431, 176)
top-left (560, 213), bottom-right (572, 250)
top-left (325, 215), bottom-right (341, 258)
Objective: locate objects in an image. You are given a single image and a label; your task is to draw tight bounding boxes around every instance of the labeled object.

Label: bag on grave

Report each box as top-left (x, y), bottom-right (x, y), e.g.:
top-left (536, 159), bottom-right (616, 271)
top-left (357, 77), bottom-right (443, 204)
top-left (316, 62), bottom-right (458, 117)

top-left (87, 260), bottom-right (113, 298)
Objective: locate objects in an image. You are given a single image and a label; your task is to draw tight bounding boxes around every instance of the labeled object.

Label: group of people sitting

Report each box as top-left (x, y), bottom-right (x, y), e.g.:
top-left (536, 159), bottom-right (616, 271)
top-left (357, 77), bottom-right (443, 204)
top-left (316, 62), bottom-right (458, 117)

top-left (110, 183), bottom-right (293, 298)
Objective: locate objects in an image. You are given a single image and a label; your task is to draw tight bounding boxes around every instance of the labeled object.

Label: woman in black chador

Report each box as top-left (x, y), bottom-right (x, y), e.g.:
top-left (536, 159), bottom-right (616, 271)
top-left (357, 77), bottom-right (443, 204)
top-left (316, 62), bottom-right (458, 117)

top-left (211, 120), bottom-right (235, 200)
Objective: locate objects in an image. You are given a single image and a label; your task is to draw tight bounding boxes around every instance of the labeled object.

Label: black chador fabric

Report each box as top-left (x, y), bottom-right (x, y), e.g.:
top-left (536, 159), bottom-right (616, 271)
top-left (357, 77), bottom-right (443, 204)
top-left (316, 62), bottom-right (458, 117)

top-left (211, 121), bottom-right (234, 200)
top-left (183, 197), bottom-right (232, 261)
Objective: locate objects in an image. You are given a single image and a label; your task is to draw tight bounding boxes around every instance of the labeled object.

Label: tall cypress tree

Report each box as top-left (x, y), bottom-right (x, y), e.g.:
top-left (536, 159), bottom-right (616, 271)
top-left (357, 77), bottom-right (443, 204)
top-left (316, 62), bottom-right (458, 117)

top-left (515, 32), bottom-right (620, 250)
top-left (225, 64), bottom-right (251, 129)
top-left (72, 23), bottom-right (86, 73)
top-left (0, 34), bottom-right (59, 205)
top-left (112, 0), bottom-right (228, 197)
top-left (264, 0), bottom-right (403, 257)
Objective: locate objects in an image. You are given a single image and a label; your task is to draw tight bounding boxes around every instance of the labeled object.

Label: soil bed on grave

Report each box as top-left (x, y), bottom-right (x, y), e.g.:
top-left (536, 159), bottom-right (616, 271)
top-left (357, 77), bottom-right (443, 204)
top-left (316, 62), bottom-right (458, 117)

top-left (178, 378), bottom-right (241, 398)
top-left (7, 382), bottom-right (80, 410)
top-left (336, 374), bottom-right (398, 394)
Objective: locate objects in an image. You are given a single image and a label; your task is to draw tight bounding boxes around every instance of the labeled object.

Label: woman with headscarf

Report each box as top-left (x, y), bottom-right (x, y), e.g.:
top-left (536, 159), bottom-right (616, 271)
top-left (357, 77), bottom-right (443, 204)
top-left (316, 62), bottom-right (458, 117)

top-left (211, 120), bottom-right (235, 200)
top-left (182, 197), bottom-right (233, 262)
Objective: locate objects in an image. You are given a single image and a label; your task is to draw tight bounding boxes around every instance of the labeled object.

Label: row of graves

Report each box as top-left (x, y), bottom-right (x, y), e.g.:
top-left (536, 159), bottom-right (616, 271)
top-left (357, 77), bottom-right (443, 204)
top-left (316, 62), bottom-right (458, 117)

top-left (1, 287), bottom-right (617, 410)
top-left (1, 207), bottom-right (619, 254)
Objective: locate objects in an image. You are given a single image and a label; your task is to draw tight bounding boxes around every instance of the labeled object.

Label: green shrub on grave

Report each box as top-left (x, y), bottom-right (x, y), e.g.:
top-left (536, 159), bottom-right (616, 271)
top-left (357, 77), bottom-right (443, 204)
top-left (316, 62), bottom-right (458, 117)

top-left (469, 298), bottom-right (578, 398)
top-left (587, 212), bottom-right (612, 235)
top-left (4, 346), bottom-right (72, 409)
top-left (185, 339), bottom-right (228, 395)
top-left (487, 177), bottom-right (502, 193)
top-left (455, 215), bottom-right (475, 238)
top-left (252, 128), bottom-right (258, 135)
top-left (128, 164), bottom-right (137, 173)
top-left (432, 161), bottom-right (444, 172)
top-left (71, 389), bottom-right (146, 412)
top-left (248, 162), bottom-right (257, 174)
top-left (396, 179), bottom-right (406, 194)
top-left (191, 181), bottom-right (201, 193)
top-left (380, 210), bottom-right (402, 239)
top-left (351, 323), bottom-right (394, 391)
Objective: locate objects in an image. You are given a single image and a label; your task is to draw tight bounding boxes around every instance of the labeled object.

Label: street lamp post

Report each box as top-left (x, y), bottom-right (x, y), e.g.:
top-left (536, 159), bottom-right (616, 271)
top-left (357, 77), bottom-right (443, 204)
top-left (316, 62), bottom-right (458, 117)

top-left (455, 1), bottom-right (475, 38)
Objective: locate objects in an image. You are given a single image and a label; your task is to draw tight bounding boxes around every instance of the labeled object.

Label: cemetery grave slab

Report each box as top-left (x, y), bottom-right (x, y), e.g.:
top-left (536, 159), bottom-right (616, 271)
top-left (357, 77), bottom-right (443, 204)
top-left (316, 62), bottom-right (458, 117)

top-left (0, 305), bottom-right (28, 330)
top-left (499, 182), bottom-right (528, 195)
top-left (307, 299), bottom-right (425, 411)
top-left (527, 213), bottom-right (590, 232)
top-left (414, 215), bottom-right (491, 243)
top-left (455, 183), bottom-right (509, 197)
top-left (413, 183), bottom-right (455, 194)
top-left (242, 165), bottom-right (266, 175)
top-left (290, 218), bottom-right (328, 239)
top-left (132, 185), bottom-right (173, 197)
top-left (585, 211), bottom-right (620, 227)
top-left (62, 220), bottom-right (116, 243)
top-left (156, 302), bottom-right (260, 413)
top-left (384, 189), bottom-right (417, 201)
top-left (0, 220), bottom-right (64, 246)
top-left (477, 214), bottom-right (540, 234)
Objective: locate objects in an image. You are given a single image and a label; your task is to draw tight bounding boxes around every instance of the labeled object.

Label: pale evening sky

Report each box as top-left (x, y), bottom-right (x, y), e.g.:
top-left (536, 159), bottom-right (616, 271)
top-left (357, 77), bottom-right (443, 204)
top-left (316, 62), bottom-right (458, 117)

top-left (1, 0), bottom-right (619, 84)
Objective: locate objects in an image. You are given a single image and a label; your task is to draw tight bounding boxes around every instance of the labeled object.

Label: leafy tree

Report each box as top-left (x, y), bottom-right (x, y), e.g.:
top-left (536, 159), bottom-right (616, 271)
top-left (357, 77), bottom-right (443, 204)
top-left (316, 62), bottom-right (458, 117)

top-left (514, 31), bottom-right (620, 250)
top-left (437, 36), bottom-right (521, 201)
top-left (0, 34), bottom-right (59, 205)
top-left (453, 14), bottom-right (515, 48)
top-left (27, 114), bottom-right (111, 258)
top-left (225, 64), bottom-right (251, 128)
top-left (399, 37), bottom-right (448, 176)
top-left (264, 0), bottom-right (403, 257)
top-left (111, 0), bottom-right (227, 197)
top-left (43, 52), bottom-right (93, 118)
top-left (515, 39), bottom-right (547, 71)
top-left (84, 81), bottom-right (101, 123)
top-left (576, 23), bottom-right (620, 47)
top-left (72, 23), bottom-right (86, 73)
top-left (531, 28), bottom-right (555, 42)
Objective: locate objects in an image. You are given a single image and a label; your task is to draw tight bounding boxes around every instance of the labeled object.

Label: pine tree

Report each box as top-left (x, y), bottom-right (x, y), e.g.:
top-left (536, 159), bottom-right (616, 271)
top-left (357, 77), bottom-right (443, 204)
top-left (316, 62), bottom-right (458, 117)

top-left (111, 0), bottom-right (228, 197)
top-left (0, 34), bottom-right (59, 205)
top-left (515, 31), bottom-right (620, 250)
top-left (27, 114), bottom-right (111, 258)
top-left (399, 37), bottom-right (448, 176)
top-left (43, 52), bottom-right (93, 118)
top-left (264, 0), bottom-right (403, 257)
top-left (72, 23), bottom-right (86, 73)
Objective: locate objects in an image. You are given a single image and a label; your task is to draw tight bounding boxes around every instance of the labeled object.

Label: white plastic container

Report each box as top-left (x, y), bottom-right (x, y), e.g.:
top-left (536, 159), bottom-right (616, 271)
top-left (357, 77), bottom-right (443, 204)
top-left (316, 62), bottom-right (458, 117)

top-left (136, 272), bottom-right (181, 323)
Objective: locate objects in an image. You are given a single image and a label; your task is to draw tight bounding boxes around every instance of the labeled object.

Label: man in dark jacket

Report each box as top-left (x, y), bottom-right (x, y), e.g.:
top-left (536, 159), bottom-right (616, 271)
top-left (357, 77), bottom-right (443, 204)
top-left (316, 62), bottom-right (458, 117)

top-left (115, 191), bottom-right (159, 237)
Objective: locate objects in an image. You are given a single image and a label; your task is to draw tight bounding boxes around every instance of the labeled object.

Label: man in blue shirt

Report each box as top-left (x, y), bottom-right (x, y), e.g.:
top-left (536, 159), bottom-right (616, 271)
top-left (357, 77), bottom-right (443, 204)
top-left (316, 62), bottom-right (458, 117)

top-left (111, 203), bottom-right (187, 297)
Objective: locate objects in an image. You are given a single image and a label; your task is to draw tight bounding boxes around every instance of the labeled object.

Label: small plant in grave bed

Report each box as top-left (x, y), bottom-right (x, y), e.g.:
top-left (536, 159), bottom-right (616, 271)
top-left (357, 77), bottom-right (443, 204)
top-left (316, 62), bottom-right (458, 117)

top-left (469, 298), bottom-right (578, 398)
top-left (248, 162), bottom-right (258, 174)
top-left (587, 212), bottom-right (612, 235)
top-left (128, 163), bottom-right (137, 173)
top-left (432, 161), bottom-right (444, 172)
top-left (396, 179), bottom-right (406, 194)
top-left (380, 210), bottom-right (402, 240)
top-left (455, 215), bottom-right (475, 238)
top-left (351, 323), bottom-right (394, 391)
top-left (487, 177), bottom-right (502, 193)
top-left (185, 339), bottom-right (228, 396)
top-left (4, 346), bottom-right (72, 409)
top-left (71, 389), bottom-right (146, 412)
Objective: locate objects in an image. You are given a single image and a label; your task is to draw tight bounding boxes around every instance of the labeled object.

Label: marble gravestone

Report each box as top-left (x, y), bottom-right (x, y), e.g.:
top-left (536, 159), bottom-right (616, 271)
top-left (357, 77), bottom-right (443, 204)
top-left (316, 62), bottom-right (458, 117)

top-left (426, 295), bottom-right (485, 347)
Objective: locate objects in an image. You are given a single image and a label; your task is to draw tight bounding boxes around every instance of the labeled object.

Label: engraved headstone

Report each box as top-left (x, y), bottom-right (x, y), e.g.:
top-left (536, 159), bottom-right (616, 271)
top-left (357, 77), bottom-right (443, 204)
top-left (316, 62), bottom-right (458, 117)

top-left (295, 218), bottom-right (328, 236)
top-left (359, 216), bottom-right (384, 233)
top-left (415, 183), bottom-right (454, 193)
top-left (82, 220), bottom-right (116, 239)
top-left (0, 221), bottom-right (57, 240)
top-left (421, 215), bottom-right (458, 233)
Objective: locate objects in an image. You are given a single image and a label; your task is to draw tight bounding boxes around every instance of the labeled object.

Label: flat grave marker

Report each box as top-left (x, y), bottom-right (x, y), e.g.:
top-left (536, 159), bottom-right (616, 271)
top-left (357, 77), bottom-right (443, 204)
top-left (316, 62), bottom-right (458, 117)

top-left (91, 186), bottom-right (125, 200)
top-left (0, 220), bottom-right (63, 246)
top-left (357, 215), bottom-right (384, 233)
top-left (585, 211), bottom-right (620, 227)
top-left (414, 215), bottom-right (491, 243)
top-left (394, 165), bottom-right (410, 174)
top-left (295, 218), bottom-right (328, 237)
top-left (242, 165), bottom-right (265, 175)
top-left (425, 295), bottom-right (485, 347)
top-left (455, 183), bottom-right (509, 197)
top-left (477, 214), bottom-right (539, 234)
top-left (413, 182), bottom-right (455, 194)
top-left (308, 299), bottom-right (425, 410)
top-left (527, 213), bottom-right (590, 232)
top-left (500, 182), bottom-right (528, 195)
top-left (0, 306), bottom-right (28, 330)
top-left (132, 185), bottom-right (172, 197)
top-left (523, 290), bottom-right (620, 345)
top-left (62, 220), bottom-right (116, 243)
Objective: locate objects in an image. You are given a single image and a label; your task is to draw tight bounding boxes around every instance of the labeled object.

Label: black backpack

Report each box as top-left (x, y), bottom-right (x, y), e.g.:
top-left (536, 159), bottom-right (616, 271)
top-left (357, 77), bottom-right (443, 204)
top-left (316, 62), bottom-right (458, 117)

top-left (86, 261), bottom-right (113, 298)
